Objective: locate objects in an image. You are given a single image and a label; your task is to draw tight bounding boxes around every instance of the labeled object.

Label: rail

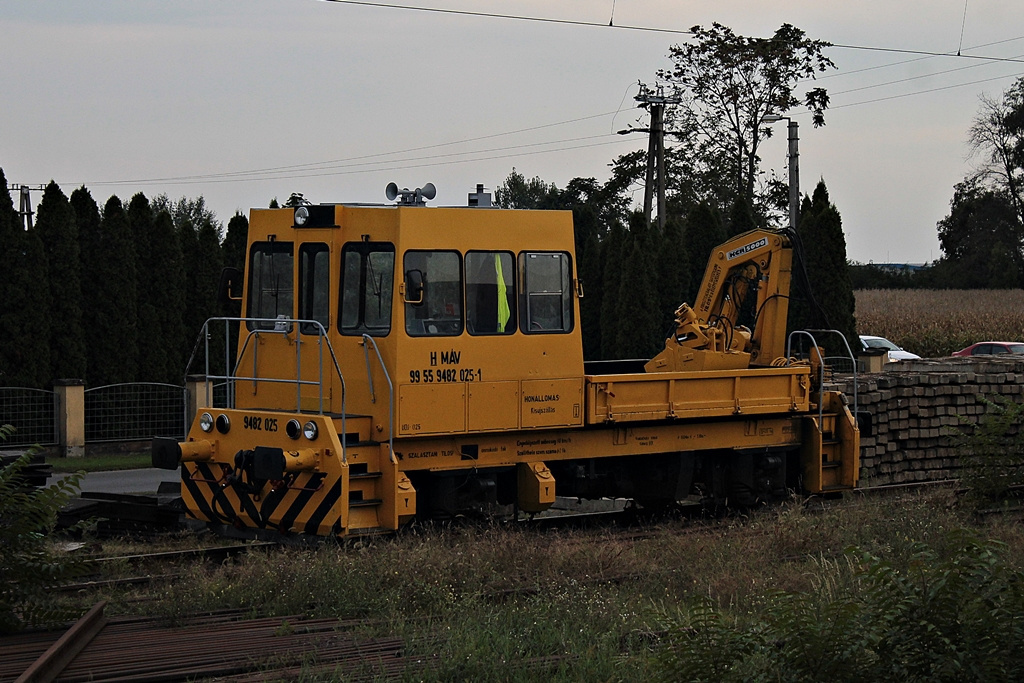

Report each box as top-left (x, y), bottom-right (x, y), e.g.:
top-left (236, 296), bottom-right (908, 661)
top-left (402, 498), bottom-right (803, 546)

top-left (785, 329), bottom-right (859, 430)
top-left (185, 317), bottom-right (350, 463)
top-left (361, 334), bottom-right (395, 463)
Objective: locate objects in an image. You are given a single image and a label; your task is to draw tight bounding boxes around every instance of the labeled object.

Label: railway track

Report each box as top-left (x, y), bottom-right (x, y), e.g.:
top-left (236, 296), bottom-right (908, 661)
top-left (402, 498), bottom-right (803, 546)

top-left (2, 603), bottom-right (438, 682)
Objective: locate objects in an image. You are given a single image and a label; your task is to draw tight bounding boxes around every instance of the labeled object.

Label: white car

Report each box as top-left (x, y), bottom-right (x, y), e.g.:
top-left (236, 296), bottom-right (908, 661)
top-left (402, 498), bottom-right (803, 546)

top-left (859, 335), bottom-right (921, 362)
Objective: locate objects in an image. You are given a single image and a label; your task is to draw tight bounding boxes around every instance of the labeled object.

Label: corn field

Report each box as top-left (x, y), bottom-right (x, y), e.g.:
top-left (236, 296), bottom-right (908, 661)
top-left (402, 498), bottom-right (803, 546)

top-left (855, 289), bottom-right (1024, 358)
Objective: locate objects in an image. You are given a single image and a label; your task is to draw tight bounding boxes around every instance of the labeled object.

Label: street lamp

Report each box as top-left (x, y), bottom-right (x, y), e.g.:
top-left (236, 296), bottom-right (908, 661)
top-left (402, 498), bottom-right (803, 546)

top-left (763, 114), bottom-right (800, 230)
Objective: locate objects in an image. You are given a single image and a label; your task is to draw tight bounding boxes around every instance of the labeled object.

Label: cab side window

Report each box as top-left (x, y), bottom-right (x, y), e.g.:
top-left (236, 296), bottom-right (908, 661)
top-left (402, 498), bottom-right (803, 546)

top-left (247, 241), bottom-right (294, 331)
top-left (466, 251), bottom-right (515, 335)
top-left (519, 252), bottom-right (573, 334)
top-left (404, 250), bottom-right (463, 336)
top-left (339, 242), bottom-right (394, 336)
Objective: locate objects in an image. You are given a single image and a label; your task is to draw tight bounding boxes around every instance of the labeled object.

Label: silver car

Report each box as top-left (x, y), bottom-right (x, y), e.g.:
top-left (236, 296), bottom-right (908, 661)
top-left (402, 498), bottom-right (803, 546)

top-left (859, 335), bottom-right (921, 362)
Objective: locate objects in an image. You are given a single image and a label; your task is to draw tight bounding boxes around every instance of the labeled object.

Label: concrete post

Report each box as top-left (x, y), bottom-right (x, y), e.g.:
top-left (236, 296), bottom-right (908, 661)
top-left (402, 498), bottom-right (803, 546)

top-left (185, 375), bottom-right (212, 430)
top-left (54, 379), bottom-right (85, 458)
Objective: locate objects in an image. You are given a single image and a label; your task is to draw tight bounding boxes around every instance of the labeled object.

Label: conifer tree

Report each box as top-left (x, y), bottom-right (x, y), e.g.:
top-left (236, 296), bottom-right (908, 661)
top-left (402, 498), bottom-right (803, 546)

top-left (656, 215), bottom-right (690, 332)
top-left (150, 210), bottom-right (187, 382)
top-left (615, 231), bottom-right (662, 359)
top-left (0, 170), bottom-right (17, 386)
top-left (727, 196), bottom-right (758, 237)
top-left (577, 232), bottom-right (603, 362)
top-left (71, 186), bottom-right (101, 383)
top-left (89, 196), bottom-right (138, 385)
top-left (35, 182), bottom-right (86, 382)
top-left (599, 222), bottom-right (627, 359)
top-left (0, 204), bottom-right (52, 387)
top-left (129, 193), bottom-right (165, 382)
top-left (0, 175), bottom-right (51, 389)
top-left (223, 211), bottom-right (248, 273)
top-left (789, 181), bottom-right (856, 350)
top-left (683, 203), bottom-right (726, 302)
top-left (195, 218), bottom-right (226, 374)
top-left (0, 171), bottom-right (50, 387)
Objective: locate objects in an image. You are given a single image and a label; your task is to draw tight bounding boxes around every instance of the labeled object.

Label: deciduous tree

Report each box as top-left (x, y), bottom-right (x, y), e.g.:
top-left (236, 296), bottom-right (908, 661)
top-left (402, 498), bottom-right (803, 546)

top-left (659, 23), bottom-right (834, 221)
top-left (968, 77), bottom-right (1024, 224)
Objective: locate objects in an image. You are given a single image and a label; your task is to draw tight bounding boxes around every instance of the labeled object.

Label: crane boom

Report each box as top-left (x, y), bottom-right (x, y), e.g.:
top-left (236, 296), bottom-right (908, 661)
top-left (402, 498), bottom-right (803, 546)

top-left (645, 229), bottom-right (793, 373)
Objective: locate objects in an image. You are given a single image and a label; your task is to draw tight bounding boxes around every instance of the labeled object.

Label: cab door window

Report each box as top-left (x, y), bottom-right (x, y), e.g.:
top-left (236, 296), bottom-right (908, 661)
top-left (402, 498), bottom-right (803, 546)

top-left (247, 241), bottom-right (294, 330)
top-left (519, 251), bottom-right (573, 334)
top-left (404, 250), bottom-right (463, 336)
top-left (466, 251), bottom-right (515, 335)
top-left (299, 243), bottom-right (330, 335)
top-left (339, 242), bottom-right (395, 336)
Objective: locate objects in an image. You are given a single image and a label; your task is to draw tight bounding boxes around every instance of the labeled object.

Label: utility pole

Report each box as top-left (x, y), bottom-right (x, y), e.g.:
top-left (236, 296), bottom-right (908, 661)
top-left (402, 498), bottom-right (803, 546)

top-left (762, 116), bottom-right (800, 230)
top-left (786, 119), bottom-right (799, 231)
top-left (11, 184), bottom-right (44, 231)
top-left (620, 84), bottom-right (680, 231)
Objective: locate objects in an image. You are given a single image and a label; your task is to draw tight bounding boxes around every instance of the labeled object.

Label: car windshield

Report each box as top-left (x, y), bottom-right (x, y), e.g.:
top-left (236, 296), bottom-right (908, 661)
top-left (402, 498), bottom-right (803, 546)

top-left (863, 337), bottom-right (900, 351)
top-left (1009, 344), bottom-right (1024, 354)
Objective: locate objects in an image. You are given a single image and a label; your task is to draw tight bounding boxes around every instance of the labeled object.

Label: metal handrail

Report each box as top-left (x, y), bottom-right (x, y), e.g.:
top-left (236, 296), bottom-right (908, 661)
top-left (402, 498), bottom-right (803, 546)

top-left (785, 329), bottom-right (859, 431)
top-left (185, 316), bottom-right (350, 464)
top-left (361, 334), bottom-right (395, 464)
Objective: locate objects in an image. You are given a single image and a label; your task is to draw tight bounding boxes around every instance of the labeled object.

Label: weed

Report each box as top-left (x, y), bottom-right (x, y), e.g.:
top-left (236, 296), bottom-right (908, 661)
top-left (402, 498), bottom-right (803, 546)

top-left (0, 425), bottom-right (90, 632)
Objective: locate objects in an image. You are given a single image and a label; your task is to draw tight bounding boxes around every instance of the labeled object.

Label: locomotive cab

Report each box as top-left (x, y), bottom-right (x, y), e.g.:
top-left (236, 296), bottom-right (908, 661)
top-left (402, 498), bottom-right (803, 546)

top-left (233, 196), bottom-right (584, 438)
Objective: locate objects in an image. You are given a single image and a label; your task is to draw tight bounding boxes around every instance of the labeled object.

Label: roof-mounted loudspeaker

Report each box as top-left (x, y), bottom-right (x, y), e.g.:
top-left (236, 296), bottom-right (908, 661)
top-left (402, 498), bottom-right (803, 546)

top-left (385, 182), bottom-right (436, 206)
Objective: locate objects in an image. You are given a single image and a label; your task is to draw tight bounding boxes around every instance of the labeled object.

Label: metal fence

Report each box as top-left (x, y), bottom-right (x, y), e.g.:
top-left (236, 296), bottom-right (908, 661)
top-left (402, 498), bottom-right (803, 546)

top-left (84, 383), bottom-right (187, 443)
top-left (824, 356), bottom-right (856, 375)
top-left (0, 387), bottom-right (58, 447)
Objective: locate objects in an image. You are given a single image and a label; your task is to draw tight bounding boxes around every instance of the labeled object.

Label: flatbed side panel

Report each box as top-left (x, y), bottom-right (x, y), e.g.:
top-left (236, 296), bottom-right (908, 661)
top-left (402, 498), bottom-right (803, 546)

top-left (584, 367), bottom-right (811, 424)
top-left (395, 416), bottom-right (804, 472)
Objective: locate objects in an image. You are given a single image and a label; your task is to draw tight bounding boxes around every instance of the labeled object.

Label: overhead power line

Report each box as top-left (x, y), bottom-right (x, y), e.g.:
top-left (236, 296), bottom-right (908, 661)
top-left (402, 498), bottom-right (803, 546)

top-left (81, 135), bottom-right (640, 187)
top-left (830, 70), bottom-right (1024, 110)
top-left (814, 34), bottom-right (1024, 81)
top-left (320, 0), bottom-right (1024, 64)
top-left (81, 109), bottom-right (638, 186)
top-left (830, 52), bottom-right (1024, 97)
top-left (318, 0), bottom-right (690, 35)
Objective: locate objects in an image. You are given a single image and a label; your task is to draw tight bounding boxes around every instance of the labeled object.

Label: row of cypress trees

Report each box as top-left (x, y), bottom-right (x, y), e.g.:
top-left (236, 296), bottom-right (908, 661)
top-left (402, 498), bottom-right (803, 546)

top-left (0, 168), bottom-right (247, 389)
top-left (0, 165), bottom-right (856, 388)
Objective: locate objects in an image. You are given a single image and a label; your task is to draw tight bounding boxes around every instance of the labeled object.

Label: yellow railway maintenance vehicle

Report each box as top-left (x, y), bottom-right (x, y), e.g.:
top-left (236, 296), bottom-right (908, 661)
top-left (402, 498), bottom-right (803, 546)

top-left (153, 183), bottom-right (859, 539)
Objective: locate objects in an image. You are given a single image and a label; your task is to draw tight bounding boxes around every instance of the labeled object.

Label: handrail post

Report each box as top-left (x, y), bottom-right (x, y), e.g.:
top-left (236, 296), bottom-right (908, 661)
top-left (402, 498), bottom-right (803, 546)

top-left (786, 328), bottom-right (861, 430)
top-left (361, 334), bottom-right (395, 463)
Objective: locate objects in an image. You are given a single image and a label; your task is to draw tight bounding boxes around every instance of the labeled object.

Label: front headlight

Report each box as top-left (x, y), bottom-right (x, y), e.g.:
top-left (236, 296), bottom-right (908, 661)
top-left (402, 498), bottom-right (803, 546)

top-left (199, 412), bottom-right (213, 432)
top-left (303, 421), bottom-right (318, 441)
top-left (216, 414), bottom-right (231, 434)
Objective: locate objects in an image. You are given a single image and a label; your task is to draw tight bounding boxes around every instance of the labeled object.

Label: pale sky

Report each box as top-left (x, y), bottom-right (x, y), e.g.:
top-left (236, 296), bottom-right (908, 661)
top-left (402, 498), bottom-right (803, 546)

top-left (2, 1), bottom-right (1022, 263)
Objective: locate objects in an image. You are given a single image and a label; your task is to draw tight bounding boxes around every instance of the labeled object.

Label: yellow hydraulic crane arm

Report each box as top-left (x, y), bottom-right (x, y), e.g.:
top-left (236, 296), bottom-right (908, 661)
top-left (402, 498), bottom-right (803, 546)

top-left (645, 229), bottom-right (794, 373)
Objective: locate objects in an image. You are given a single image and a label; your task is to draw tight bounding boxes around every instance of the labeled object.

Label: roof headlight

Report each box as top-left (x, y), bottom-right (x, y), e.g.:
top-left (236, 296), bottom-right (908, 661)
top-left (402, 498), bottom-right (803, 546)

top-left (199, 412), bottom-right (214, 433)
top-left (303, 421), bottom-right (318, 441)
top-left (294, 206), bottom-right (309, 226)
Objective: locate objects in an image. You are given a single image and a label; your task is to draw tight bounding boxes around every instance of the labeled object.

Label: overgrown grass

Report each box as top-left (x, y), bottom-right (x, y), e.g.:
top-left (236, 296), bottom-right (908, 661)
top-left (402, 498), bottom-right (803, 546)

top-left (47, 490), bottom-right (1016, 680)
top-left (47, 452), bottom-right (152, 473)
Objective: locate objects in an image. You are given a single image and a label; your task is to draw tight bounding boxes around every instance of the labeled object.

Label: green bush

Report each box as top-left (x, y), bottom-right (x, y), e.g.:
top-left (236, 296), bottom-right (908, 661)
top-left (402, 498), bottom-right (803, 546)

top-left (955, 397), bottom-right (1024, 505)
top-left (0, 425), bottom-right (87, 633)
top-left (654, 533), bottom-right (1024, 682)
